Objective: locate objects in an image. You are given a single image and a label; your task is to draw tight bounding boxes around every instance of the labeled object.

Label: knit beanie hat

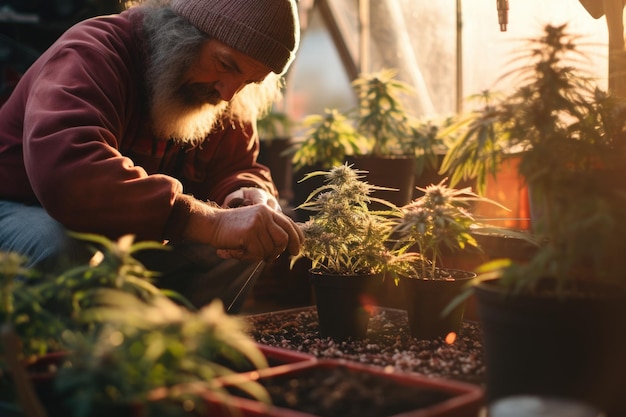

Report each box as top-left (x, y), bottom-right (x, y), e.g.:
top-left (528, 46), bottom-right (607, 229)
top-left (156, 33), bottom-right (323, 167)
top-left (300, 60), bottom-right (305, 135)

top-left (171, 0), bottom-right (300, 75)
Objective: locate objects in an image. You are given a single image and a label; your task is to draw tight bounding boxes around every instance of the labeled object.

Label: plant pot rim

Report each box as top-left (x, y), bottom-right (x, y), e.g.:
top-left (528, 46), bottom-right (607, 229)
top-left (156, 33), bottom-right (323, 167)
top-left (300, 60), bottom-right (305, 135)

top-left (308, 269), bottom-right (385, 290)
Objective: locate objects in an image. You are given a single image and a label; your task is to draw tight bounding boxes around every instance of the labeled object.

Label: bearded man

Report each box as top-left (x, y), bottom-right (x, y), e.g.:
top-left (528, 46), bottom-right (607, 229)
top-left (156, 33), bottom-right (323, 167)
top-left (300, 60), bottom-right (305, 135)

top-left (0, 0), bottom-right (303, 312)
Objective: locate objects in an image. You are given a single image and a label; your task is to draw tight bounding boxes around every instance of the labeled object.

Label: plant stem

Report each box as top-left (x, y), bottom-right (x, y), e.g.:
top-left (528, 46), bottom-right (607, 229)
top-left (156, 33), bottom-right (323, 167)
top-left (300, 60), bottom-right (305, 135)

top-left (0, 325), bottom-right (48, 417)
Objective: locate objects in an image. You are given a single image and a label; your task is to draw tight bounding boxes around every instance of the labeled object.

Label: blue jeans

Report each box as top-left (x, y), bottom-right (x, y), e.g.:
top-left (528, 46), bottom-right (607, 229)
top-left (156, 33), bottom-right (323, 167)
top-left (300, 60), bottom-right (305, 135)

top-left (0, 200), bottom-right (86, 270)
top-left (0, 200), bottom-right (261, 313)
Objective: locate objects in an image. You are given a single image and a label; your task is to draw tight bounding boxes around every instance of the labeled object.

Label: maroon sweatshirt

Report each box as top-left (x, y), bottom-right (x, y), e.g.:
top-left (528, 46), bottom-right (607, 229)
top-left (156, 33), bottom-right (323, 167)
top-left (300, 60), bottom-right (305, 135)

top-left (0, 8), bottom-right (277, 242)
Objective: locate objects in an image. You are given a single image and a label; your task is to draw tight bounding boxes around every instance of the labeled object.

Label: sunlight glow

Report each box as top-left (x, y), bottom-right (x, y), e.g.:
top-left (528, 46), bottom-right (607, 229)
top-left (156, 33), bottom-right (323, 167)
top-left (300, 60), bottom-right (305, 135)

top-left (445, 332), bottom-right (457, 345)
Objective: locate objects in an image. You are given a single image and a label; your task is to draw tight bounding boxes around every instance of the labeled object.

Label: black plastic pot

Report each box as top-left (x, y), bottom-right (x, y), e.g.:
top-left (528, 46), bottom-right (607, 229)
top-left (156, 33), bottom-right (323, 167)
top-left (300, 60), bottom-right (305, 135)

top-left (474, 278), bottom-right (626, 416)
top-left (345, 155), bottom-right (417, 208)
top-left (308, 270), bottom-right (383, 341)
top-left (400, 270), bottom-right (476, 339)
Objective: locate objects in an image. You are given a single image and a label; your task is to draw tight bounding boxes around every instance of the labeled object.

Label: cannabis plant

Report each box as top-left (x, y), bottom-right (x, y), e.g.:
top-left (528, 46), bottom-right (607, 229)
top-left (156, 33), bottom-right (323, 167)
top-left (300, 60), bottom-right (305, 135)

top-left (35, 233), bottom-right (191, 318)
top-left (407, 118), bottom-right (451, 177)
top-left (391, 179), bottom-right (525, 280)
top-left (2, 233), bottom-right (192, 366)
top-left (56, 291), bottom-right (269, 417)
top-left (438, 90), bottom-right (509, 195)
top-left (351, 68), bottom-right (415, 157)
top-left (0, 256), bottom-right (57, 417)
top-left (441, 23), bottom-right (626, 290)
top-left (288, 69), bottom-right (443, 180)
top-left (288, 108), bottom-right (367, 171)
top-left (0, 251), bottom-right (67, 358)
top-left (291, 164), bottom-right (413, 276)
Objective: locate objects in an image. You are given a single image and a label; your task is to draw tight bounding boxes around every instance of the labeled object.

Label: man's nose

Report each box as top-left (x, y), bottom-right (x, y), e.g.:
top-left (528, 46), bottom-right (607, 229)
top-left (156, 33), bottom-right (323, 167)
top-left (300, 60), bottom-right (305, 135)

top-left (217, 78), bottom-right (245, 102)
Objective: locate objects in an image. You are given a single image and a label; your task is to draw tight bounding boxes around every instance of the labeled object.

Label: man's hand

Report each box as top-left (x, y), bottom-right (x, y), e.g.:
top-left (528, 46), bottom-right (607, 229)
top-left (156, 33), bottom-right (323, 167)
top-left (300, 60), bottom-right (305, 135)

top-left (220, 187), bottom-right (285, 259)
top-left (184, 189), bottom-right (303, 262)
top-left (214, 204), bottom-right (302, 261)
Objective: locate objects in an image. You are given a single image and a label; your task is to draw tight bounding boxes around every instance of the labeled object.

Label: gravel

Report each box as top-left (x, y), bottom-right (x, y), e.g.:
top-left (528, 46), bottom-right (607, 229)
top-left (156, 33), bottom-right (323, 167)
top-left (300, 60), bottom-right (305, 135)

top-left (244, 306), bottom-right (486, 386)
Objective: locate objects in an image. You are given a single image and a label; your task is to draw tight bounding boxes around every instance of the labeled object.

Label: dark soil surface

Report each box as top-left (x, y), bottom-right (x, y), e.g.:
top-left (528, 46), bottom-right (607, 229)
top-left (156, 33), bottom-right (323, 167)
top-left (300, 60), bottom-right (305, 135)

top-left (258, 364), bottom-right (454, 417)
top-left (245, 307), bottom-right (486, 386)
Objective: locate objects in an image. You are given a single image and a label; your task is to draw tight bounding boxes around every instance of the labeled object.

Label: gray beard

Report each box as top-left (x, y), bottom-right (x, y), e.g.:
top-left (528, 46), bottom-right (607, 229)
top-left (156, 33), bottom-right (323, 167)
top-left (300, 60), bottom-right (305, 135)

top-left (149, 75), bottom-right (229, 147)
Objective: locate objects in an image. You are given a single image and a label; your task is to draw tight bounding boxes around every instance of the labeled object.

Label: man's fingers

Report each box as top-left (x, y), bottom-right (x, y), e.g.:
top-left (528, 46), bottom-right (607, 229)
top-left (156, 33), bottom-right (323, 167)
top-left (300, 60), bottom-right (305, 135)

top-left (216, 206), bottom-right (303, 261)
top-left (245, 212), bottom-right (302, 261)
top-left (271, 213), bottom-right (303, 256)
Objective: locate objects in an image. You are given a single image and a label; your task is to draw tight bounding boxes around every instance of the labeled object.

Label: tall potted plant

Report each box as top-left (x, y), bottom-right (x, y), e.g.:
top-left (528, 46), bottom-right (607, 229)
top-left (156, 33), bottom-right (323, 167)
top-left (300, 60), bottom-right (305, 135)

top-left (347, 68), bottom-right (419, 207)
top-left (390, 180), bottom-right (524, 340)
top-left (441, 24), bottom-right (626, 414)
top-left (288, 69), bottom-right (440, 211)
top-left (350, 68), bottom-right (415, 158)
top-left (290, 164), bottom-right (413, 340)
